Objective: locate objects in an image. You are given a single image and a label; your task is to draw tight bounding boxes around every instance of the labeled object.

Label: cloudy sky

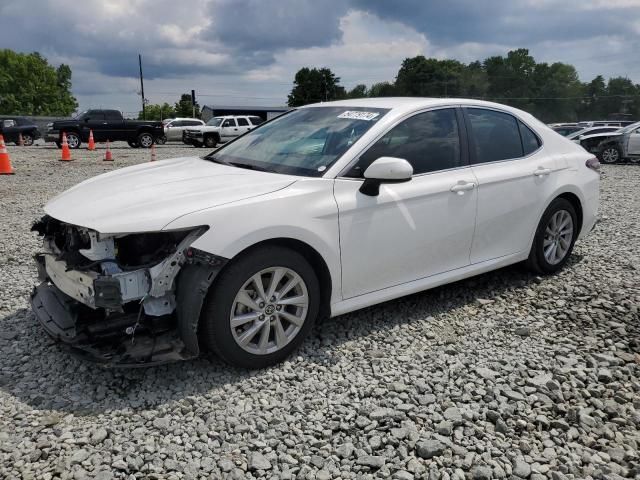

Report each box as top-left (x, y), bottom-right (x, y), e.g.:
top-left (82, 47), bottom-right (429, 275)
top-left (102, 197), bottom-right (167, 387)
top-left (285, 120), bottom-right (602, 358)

top-left (1, 0), bottom-right (639, 115)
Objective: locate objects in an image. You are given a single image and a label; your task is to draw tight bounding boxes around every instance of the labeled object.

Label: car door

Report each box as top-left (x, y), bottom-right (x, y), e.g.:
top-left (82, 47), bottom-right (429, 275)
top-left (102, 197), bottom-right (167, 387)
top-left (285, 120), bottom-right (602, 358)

top-left (166, 120), bottom-right (183, 141)
top-left (626, 127), bottom-right (640, 155)
top-left (333, 107), bottom-right (478, 299)
top-left (464, 107), bottom-right (557, 264)
top-left (221, 118), bottom-right (238, 140)
top-left (84, 111), bottom-right (107, 141)
top-left (236, 117), bottom-right (252, 134)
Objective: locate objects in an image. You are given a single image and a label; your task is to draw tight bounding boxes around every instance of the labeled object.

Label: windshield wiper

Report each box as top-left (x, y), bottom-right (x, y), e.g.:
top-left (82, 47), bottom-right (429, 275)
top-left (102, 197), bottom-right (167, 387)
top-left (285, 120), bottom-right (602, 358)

top-left (227, 161), bottom-right (270, 172)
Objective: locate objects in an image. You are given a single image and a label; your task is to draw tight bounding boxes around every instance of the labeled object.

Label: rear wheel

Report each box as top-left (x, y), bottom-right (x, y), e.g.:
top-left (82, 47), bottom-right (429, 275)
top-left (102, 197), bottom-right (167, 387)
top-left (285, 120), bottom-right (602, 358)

top-left (599, 145), bottom-right (621, 164)
top-left (200, 245), bottom-right (320, 368)
top-left (22, 133), bottom-right (34, 146)
top-left (192, 140), bottom-right (203, 148)
top-left (526, 198), bottom-right (578, 274)
top-left (137, 132), bottom-right (154, 148)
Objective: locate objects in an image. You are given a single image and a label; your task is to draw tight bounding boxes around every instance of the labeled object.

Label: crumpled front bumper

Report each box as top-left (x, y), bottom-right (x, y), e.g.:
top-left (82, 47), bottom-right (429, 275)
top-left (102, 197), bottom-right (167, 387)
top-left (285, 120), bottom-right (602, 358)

top-left (30, 280), bottom-right (192, 367)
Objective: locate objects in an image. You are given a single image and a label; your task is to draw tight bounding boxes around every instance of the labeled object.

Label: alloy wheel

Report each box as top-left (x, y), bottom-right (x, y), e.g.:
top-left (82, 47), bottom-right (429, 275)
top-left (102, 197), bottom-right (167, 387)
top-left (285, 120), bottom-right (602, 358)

top-left (601, 147), bottom-right (619, 163)
top-left (229, 267), bottom-right (309, 355)
top-left (543, 209), bottom-right (574, 265)
top-left (139, 134), bottom-right (153, 148)
top-left (66, 134), bottom-right (80, 148)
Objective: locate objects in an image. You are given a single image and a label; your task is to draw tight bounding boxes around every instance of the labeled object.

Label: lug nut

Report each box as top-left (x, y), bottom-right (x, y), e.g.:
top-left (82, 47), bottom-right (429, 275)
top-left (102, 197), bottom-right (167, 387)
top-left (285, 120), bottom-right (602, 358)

top-left (276, 305), bottom-right (282, 311)
top-left (269, 316), bottom-right (275, 321)
top-left (259, 302), bottom-right (265, 308)
top-left (259, 314), bottom-right (265, 320)
top-left (270, 296), bottom-right (276, 302)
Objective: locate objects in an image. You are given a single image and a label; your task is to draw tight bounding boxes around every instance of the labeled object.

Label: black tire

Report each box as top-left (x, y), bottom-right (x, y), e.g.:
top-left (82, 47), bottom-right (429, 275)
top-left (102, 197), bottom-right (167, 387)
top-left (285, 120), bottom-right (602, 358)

top-left (200, 245), bottom-right (320, 368)
top-left (599, 145), bottom-right (622, 164)
top-left (22, 133), bottom-right (34, 146)
top-left (156, 135), bottom-right (167, 145)
top-left (204, 135), bottom-right (218, 148)
top-left (137, 132), bottom-right (154, 148)
top-left (526, 198), bottom-right (578, 274)
top-left (127, 140), bottom-right (140, 148)
top-left (66, 132), bottom-right (81, 149)
top-left (192, 140), bottom-right (203, 148)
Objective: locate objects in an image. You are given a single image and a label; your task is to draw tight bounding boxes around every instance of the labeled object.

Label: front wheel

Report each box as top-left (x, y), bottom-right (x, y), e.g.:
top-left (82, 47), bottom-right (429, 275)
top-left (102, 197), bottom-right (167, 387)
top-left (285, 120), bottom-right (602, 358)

top-left (200, 246), bottom-right (320, 368)
top-left (137, 132), bottom-right (154, 148)
top-left (22, 133), bottom-right (34, 146)
top-left (526, 198), bottom-right (578, 274)
top-left (599, 145), bottom-right (621, 164)
top-left (65, 132), bottom-right (81, 149)
top-left (204, 135), bottom-right (218, 148)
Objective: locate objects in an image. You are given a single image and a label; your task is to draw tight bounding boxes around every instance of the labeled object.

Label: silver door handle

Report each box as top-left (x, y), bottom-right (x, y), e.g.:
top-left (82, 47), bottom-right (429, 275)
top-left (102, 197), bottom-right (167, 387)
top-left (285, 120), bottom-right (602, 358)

top-left (533, 167), bottom-right (552, 177)
top-left (450, 182), bottom-right (476, 194)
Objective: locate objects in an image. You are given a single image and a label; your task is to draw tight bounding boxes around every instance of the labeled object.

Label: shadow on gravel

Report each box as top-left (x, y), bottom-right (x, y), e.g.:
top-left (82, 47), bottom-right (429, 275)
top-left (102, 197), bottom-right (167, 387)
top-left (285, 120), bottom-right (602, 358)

top-left (0, 261), bottom-right (551, 415)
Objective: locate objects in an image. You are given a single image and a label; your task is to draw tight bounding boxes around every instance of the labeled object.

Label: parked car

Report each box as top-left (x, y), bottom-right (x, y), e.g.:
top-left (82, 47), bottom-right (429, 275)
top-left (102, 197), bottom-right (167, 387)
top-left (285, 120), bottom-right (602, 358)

top-left (577, 121), bottom-right (640, 163)
top-left (566, 126), bottom-right (621, 143)
top-left (161, 118), bottom-right (205, 143)
top-left (31, 98), bottom-right (599, 368)
top-left (550, 124), bottom-right (582, 136)
top-left (46, 109), bottom-right (164, 149)
top-left (576, 120), bottom-right (635, 128)
top-left (0, 117), bottom-right (41, 146)
top-left (183, 115), bottom-right (264, 147)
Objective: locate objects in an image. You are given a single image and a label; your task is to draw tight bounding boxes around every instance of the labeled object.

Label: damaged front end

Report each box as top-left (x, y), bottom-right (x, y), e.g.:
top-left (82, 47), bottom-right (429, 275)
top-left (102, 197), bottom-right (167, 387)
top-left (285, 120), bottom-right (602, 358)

top-left (30, 216), bottom-right (226, 366)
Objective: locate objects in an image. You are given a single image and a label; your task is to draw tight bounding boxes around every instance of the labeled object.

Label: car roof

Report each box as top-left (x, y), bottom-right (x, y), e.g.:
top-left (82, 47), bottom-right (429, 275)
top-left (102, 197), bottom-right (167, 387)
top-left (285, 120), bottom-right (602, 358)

top-left (300, 97), bottom-right (542, 118)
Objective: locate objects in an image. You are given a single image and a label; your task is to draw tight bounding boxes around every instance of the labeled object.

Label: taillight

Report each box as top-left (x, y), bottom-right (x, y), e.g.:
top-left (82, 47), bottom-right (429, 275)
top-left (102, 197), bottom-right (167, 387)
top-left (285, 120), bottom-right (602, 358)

top-left (586, 157), bottom-right (600, 172)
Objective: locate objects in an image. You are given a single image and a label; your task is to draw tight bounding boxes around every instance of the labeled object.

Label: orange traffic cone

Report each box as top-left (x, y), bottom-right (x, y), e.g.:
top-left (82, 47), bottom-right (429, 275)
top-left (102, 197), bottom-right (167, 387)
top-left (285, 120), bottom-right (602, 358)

top-left (0, 135), bottom-right (15, 174)
top-left (18, 133), bottom-right (24, 147)
top-left (60, 132), bottom-right (72, 161)
top-left (88, 130), bottom-right (96, 151)
top-left (104, 140), bottom-right (113, 161)
top-left (150, 144), bottom-right (156, 162)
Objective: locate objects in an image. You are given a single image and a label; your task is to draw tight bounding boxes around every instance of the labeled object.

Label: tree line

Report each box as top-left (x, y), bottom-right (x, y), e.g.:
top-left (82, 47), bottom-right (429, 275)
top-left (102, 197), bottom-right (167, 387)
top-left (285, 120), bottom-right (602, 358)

top-left (0, 50), bottom-right (78, 116)
top-left (287, 49), bottom-right (640, 122)
top-left (137, 94), bottom-right (201, 121)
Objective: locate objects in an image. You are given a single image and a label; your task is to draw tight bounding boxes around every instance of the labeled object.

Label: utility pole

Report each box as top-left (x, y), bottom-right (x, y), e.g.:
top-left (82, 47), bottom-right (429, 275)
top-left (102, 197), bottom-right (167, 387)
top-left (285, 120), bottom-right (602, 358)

top-left (139, 54), bottom-right (146, 120)
top-left (191, 89), bottom-right (196, 118)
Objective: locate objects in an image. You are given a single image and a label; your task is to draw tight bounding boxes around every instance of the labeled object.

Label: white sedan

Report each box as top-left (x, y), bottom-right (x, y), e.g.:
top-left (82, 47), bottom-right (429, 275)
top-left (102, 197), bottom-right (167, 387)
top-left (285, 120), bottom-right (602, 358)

top-left (31, 98), bottom-right (600, 368)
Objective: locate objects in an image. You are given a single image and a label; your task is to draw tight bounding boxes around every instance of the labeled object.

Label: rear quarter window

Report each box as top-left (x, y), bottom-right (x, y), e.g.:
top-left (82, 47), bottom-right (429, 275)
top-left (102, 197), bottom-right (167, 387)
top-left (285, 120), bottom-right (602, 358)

top-left (518, 121), bottom-right (541, 155)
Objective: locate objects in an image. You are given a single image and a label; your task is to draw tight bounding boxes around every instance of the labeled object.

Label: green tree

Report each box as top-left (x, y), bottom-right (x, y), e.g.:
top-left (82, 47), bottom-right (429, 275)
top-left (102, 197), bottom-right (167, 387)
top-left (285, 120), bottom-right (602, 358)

top-left (287, 67), bottom-right (346, 107)
top-left (138, 102), bottom-right (176, 121)
top-left (0, 49), bottom-right (77, 115)
top-left (368, 81), bottom-right (396, 97)
top-left (395, 56), bottom-right (466, 97)
top-left (346, 84), bottom-right (368, 99)
top-left (174, 93), bottom-right (200, 118)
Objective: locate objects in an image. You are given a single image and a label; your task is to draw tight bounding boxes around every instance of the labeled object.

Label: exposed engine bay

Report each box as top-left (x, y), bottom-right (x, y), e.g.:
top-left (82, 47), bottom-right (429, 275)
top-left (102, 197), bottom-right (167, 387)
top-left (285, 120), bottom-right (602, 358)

top-left (30, 215), bottom-right (226, 366)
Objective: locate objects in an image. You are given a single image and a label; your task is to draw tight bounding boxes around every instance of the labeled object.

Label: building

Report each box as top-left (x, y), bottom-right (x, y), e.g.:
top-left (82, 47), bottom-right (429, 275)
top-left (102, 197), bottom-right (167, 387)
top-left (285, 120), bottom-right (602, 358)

top-left (201, 105), bottom-right (291, 122)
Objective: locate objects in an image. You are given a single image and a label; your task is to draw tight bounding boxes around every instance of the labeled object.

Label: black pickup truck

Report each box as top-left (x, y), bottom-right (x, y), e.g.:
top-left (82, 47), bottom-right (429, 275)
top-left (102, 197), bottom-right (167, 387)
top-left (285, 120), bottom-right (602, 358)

top-left (46, 109), bottom-right (164, 149)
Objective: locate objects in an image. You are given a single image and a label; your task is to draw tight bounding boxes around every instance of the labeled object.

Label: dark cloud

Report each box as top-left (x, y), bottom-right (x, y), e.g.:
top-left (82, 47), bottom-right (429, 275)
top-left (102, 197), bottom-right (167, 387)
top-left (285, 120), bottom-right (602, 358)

top-left (205, 0), bottom-right (349, 60)
top-left (351, 0), bottom-right (635, 47)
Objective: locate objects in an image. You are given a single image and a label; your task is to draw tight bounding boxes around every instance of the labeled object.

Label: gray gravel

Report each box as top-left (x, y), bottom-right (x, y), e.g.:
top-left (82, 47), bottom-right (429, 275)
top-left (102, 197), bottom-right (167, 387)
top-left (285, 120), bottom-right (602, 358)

top-left (0, 143), bottom-right (639, 479)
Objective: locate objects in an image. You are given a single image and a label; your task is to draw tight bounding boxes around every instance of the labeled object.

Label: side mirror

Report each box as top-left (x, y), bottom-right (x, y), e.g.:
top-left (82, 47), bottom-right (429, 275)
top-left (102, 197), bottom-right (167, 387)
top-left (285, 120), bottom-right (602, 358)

top-left (359, 157), bottom-right (413, 196)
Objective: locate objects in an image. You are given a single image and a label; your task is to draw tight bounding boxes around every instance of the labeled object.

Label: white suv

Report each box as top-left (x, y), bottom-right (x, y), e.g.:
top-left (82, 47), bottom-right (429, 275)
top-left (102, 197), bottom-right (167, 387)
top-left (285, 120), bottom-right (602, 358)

top-left (184, 115), bottom-right (264, 148)
top-left (31, 98), bottom-right (599, 368)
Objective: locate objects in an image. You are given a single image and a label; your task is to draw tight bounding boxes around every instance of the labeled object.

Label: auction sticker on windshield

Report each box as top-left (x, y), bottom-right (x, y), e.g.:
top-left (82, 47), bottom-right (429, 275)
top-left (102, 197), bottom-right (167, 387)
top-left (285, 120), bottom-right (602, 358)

top-left (337, 111), bottom-right (380, 121)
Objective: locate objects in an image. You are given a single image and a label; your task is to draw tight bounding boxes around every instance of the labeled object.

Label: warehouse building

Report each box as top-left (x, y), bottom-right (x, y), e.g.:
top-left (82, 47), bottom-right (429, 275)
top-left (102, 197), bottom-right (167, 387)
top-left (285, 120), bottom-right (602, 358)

top-left (201, 105), bottom-right (291, 122)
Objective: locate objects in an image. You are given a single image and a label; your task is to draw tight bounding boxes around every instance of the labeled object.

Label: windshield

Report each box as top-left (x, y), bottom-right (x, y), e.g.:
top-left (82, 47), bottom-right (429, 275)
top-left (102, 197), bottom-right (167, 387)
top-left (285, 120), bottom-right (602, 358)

top-left (74, 110), bottom-right (88, 120)
top-left (207, 117), bottom-right (223, 127)
top-left (619, 121), bottom-right (640, 134)
top-left (206, 106), bottom-right (389, 176)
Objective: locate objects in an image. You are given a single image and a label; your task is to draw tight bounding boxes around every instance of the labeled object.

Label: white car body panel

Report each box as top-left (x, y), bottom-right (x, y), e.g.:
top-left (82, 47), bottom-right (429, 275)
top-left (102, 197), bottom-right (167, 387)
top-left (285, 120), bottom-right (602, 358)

top-left (41, 97), bottom-right (599, 319)
top-left (334, 168), bottom-right (477, 299)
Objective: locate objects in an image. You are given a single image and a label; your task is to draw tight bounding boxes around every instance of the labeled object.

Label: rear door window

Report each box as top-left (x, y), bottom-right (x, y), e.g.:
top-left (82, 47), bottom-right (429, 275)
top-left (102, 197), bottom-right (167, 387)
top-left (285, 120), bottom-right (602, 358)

top-left (466, 108), bottom-right (524, 163)
top-left (237, 118), bottom-right (249, 126)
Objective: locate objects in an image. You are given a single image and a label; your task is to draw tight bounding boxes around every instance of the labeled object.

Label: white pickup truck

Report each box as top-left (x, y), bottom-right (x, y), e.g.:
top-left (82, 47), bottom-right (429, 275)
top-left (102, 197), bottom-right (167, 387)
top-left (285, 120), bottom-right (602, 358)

top-left (183, 115), bottom-right (264, 148)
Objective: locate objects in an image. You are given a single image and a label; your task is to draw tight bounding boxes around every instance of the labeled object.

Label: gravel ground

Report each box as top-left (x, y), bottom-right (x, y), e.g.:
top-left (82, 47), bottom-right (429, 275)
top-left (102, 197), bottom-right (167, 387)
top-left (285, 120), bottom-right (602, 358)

top-left (0, 143), bottom-right (638, 480)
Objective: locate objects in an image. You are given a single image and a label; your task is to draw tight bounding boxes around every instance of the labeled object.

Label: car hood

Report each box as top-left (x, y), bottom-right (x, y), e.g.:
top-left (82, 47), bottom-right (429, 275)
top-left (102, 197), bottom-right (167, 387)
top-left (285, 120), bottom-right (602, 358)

top-left (51, 120), bottom-right (78, 129)
top-left (44, 157), bottom-right (297, 233)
